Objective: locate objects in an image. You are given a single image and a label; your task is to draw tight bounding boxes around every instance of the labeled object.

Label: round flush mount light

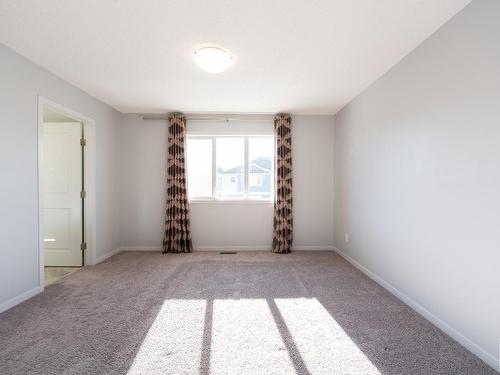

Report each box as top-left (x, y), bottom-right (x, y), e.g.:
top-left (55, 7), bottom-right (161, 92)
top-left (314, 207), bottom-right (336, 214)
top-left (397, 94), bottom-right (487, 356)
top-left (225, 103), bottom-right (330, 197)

top-left (194, 46), bottom-right (233, 73)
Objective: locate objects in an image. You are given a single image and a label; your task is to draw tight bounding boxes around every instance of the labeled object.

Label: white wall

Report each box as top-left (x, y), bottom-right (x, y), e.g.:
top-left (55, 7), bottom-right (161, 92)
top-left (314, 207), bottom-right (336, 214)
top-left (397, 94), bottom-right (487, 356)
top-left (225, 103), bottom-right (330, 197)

top-left (293, 115), bottom-right (335, 249)
top-left (0, 44), bottom-right (122, 311)
top-left (118, 114), bottom-right (334, 250)
top-left (333, 0), bottom-right (500, 369)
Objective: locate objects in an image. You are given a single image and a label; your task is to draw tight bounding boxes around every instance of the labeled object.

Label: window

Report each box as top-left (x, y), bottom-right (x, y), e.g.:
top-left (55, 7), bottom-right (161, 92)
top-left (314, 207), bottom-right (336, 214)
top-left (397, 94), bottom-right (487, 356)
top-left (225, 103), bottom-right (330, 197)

top-left (216, 137), bottom-right (245, 198)
top-left (248, 137), bottom-right (273, 198)
top-left (187, 135), bottom-right (274, 201)
top-left (186, 138), bottom-right (212, 198)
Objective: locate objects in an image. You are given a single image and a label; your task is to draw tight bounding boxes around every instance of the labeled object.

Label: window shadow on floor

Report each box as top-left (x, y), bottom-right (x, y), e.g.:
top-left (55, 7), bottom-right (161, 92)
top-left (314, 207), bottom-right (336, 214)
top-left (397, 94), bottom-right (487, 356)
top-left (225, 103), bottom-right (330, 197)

top-left (0, 251), bottom-right (496, 375)
top-left (266, 298), bottom-right (312, 375)
top-left (198, 298), bottom-right (213, 375)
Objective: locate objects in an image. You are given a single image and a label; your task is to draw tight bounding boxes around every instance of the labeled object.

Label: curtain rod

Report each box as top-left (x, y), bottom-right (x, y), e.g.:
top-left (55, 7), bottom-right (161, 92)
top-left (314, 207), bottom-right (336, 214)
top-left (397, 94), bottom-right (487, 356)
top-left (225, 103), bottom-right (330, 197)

top-left (140, 113), bottom-right (276, 122)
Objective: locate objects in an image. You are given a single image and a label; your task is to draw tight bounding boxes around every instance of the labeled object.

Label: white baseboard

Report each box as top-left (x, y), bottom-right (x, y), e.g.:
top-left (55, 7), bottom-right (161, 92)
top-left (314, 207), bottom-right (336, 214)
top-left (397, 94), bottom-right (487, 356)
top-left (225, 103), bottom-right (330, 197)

top-left (94, 247), bottom-right (122, 264)
top-left (118, 245), bottom-right (335, 252)
top-left (119, 245), bottom-right (270, 252)
top-left (120, 246), bottom-right (161, 252)
top-left (292, 245), bottom-right (335, 251)
top-left (196, 245), bottom-right (335, 251)
top-left (0, 286), bottom-right (43, 314)
top-left (195, 245), bottom-right (270, 251)
top-left (333, 247), bottom-right (499, 372)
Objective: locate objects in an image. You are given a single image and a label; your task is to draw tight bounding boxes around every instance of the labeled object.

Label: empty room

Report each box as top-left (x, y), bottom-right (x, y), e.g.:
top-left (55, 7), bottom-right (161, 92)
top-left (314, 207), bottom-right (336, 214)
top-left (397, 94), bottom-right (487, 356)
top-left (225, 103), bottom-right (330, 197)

top-left (0, 0), bottom-right (499, 374)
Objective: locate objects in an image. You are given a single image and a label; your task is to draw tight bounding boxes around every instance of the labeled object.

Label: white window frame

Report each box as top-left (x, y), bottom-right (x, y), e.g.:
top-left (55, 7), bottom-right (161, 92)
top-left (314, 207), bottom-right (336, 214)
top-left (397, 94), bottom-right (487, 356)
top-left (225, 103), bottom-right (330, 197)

top-left (187, 134), bottom-right (274, 203)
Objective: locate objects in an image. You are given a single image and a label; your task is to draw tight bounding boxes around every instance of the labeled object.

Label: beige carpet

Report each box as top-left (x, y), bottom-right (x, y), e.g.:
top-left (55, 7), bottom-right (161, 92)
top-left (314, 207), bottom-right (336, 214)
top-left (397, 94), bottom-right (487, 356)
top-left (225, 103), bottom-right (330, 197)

top-left (44, 267), bottom-right (80, 286)
top-left (0, 251), bottom-right (496, 374)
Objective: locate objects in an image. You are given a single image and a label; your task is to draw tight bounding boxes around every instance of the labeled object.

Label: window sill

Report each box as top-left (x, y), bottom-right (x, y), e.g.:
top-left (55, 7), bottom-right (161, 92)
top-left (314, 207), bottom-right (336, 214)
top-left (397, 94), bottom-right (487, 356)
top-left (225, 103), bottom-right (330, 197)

top-left (189, 199), bottom-right (274, 205)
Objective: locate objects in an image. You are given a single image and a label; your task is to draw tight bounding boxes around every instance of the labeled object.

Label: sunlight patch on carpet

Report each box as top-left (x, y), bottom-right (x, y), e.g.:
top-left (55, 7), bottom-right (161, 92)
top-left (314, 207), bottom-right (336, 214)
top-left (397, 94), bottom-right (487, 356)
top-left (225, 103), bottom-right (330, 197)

top-left (275, 298), bottom-right (381, 375)
top-left (127, 297), bottom-right (380, 375)
top-left (210, 299), bottom-right (295, 374)
top-left (127, 299), bottom-right (206, 374)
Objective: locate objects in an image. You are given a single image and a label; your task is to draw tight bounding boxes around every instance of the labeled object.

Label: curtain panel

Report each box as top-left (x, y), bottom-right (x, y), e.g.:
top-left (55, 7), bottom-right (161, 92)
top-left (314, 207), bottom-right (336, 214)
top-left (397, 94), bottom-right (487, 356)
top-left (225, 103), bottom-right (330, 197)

top-left (272, 113), bottom-right (293, 253)
top-left (163, 113), bottom-right (193, 253)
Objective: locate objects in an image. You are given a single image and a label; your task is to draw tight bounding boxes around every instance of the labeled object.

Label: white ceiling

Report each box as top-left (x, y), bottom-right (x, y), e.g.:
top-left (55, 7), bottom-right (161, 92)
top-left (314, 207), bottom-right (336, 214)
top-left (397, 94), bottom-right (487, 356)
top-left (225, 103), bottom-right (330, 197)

top-left (0, 0), bottom-right (471, 114)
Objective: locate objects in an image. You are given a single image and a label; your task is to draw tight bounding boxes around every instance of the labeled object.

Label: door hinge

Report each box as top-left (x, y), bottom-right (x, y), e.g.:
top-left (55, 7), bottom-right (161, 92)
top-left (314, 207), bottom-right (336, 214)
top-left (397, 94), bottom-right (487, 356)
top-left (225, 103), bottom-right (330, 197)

top-left (80, 138), bottom-right (87, 146)
top-left (80, 191), bottom-right (86, 199)
top-left (80, 242), bottom-right (87, 251)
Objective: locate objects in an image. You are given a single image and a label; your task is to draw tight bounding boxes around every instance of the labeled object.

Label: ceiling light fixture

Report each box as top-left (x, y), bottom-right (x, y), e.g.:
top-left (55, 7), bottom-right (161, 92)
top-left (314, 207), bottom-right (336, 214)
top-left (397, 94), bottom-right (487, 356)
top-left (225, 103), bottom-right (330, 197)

top-left (194, 46), bottom-right (233, 74)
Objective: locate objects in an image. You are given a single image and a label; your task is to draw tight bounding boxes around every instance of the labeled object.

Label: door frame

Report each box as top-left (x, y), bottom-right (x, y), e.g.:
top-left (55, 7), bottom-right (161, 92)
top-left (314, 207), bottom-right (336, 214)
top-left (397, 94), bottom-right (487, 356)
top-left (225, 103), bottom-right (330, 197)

top-left (37, 96), bottom-right (97, 289)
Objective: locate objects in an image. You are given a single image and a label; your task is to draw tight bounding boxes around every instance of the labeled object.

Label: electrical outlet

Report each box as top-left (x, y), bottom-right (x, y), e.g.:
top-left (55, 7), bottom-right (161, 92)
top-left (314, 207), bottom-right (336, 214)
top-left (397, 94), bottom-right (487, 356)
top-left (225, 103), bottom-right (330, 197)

top-left (345, 233), bottom-right (349, 242)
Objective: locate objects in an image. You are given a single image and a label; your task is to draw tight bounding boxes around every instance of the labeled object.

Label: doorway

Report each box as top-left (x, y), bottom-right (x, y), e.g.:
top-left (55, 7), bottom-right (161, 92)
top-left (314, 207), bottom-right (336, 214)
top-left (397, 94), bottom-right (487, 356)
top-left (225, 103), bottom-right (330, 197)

top-left (38, 97), bottom-right (97, 288)
top-left (43, 120), bottom-right (83, 268)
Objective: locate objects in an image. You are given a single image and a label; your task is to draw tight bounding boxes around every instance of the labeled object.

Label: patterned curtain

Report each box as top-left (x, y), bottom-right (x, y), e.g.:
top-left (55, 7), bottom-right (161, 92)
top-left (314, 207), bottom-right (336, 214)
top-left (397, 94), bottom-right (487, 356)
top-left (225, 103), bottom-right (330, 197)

top-left (272, 114), bottom-right (293, 254)
top-left (163, 113), bottom-right (193, 253)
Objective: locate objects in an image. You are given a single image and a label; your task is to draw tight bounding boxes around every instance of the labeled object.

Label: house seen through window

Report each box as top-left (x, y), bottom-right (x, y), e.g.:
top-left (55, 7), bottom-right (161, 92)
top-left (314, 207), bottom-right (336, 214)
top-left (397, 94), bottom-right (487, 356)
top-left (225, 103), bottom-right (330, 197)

top-left (186, 135), bottom-right (274, 201)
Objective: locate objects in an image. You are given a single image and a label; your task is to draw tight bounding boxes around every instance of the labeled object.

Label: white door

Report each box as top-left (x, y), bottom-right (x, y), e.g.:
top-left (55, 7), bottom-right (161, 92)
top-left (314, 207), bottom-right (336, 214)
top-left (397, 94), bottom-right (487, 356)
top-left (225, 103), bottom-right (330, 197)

top-left (43, 122), bottom-right (83, 266)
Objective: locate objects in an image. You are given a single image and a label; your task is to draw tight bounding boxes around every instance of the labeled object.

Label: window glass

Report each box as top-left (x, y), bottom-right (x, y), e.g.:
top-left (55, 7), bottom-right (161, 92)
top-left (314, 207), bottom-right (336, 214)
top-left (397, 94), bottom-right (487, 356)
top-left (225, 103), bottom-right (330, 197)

top-left (186, 138), bottom-right (212, 198)
top-left (248, 137), bottom-right (274, 199)
top-left (186, 135), bottom-right (274, 201)
top-left (215, 137), bottom-right (244, 198)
